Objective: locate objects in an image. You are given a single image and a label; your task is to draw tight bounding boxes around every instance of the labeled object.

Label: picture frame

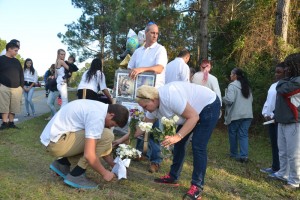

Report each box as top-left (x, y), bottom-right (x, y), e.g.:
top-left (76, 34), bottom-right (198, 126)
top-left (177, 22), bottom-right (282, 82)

top-left (134, 74), bottom-right (156, 98)
top-left (115, 72), bottom-right (135, 99)
top-left (113, 69), bottom-right (156, 102)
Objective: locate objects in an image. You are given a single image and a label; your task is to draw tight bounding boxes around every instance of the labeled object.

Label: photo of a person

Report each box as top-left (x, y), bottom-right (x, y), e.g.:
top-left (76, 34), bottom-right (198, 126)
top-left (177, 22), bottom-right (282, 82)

top-left (135, 74), bottom-right (155, 98)
top-left (116, 73), bottom-right (134, 98)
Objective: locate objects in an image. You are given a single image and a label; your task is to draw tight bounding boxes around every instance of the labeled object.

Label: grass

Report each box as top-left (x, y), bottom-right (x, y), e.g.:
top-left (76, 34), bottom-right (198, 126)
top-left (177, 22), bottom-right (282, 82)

top-left (0, 93), bottom-right (300, 199)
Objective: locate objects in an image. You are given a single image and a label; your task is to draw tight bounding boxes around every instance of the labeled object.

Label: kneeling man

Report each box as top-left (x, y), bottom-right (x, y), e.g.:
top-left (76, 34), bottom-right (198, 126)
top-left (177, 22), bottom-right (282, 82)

top-left (40, 99), bottom-right (129, 189)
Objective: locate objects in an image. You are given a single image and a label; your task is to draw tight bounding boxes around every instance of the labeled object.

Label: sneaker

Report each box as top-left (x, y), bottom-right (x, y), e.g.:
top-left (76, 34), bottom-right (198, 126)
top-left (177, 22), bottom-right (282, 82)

top-left (0, 122), bottom-right (9, 130)
top-left (24, 113), bottom-right (30, 117)
top-left (50, 160), bottom-right (70, 179)
top-left (32, 113), bottom-right (36, 117)
top-left (8, 122), bottom-right (19, 129)
top-left (236, 157), bottom-right (248, 163)
top-left (260, 167), bottom-right (277, 174)
top-left (148, 162), bottom-right (160, 173)
top-left (183, 185), bottom-right (202, 200)
top-left (268, 173), bottom-right (288, 181)
top-left (283, 184), bottom-right (299, 190)
top-left (154, 174), bottom-right (179, 186)
top-left (64, 173), bottom-right (98, 189)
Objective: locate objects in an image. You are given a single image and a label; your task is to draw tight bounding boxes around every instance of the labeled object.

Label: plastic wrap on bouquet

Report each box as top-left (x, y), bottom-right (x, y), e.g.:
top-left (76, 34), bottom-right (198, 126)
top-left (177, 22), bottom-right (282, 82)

top-left (111, 156), bottom-right (131, 180)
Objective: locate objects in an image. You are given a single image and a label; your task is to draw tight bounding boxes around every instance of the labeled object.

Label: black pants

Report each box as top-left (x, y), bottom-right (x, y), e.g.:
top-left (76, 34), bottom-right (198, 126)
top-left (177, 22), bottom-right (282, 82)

top-left (77, 89), bottom-right (98, 101)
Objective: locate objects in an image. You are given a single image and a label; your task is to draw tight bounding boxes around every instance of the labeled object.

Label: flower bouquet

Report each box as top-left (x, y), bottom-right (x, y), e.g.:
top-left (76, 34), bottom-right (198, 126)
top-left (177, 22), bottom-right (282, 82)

top-left (138, 122), bottom-right (153, 154)
top-left (151, 115), bottom-right (179, 158)
top-left (128, 108), bottom-right (144, 141)
top-left (112, 144), bottom-right (142, 180)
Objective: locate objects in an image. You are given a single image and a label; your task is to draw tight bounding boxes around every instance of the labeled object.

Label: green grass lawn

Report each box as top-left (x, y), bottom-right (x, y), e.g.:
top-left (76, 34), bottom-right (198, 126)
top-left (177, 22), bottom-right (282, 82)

top-left (1, 101), bottom-right (300, 199)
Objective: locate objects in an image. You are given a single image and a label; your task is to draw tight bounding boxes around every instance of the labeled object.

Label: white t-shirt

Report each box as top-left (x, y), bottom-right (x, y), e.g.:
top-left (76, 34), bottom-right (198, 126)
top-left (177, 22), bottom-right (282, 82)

top-left (146, 81), bottom-right (217, 125)
top-left (192, 72), bottom-right (222, 105)
top-left (77, 70), bottom-right (108, 93)
top-left (262, 81), bottom-right (278, 118)
top-left (24, 69), bottom-right (38, 83)
top-left (128, 42), bottom-right (168, 88)
top-left (40, 99), bottom-right (108, 146)
top-left (165, 57), bottom-right (190, 84)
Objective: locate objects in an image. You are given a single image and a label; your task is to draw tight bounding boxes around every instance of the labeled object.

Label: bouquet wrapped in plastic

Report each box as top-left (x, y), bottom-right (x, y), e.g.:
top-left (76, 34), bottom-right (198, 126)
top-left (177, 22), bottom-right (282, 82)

top-left (112, 144), bottom-right (141, 179)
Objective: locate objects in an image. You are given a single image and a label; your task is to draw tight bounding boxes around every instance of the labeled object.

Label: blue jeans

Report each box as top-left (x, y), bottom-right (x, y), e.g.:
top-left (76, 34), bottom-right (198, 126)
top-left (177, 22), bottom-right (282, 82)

top-left (268, 123), bottom-right (280, 171)
top-left (169, 97), bottom-right (220, 187)
top-left (23, 86), bottom-right (35, 114)
top-left (136, 120), bottom-right (162, 164)
top-left (228, 118), bottom-right (252, 159)
top-left (47, 91), bottom-right (59, 117)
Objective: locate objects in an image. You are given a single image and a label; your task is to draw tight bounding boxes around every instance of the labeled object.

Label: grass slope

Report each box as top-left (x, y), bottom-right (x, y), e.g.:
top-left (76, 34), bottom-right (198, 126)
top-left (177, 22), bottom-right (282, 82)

top-left (0, 99), bottom-right (300, 199)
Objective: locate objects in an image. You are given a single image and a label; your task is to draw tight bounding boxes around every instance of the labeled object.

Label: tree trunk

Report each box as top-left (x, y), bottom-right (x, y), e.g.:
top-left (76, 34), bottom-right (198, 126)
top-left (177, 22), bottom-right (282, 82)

top-left (274, 0), bottom-right (290, 61)
top-left (275, 0), bottom-right (290, 42)
top-left (199, 0), bottom-right (209, 62)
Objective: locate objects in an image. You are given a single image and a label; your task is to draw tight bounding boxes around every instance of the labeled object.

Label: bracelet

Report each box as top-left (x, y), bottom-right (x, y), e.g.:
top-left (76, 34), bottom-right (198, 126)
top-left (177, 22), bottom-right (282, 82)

top-left (177, 133), bottom-right (183, 139)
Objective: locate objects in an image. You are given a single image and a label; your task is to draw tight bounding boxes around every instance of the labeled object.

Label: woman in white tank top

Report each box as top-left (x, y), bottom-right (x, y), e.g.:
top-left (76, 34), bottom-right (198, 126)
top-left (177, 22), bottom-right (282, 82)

top-left (55, 49), bottom-right (69, 107)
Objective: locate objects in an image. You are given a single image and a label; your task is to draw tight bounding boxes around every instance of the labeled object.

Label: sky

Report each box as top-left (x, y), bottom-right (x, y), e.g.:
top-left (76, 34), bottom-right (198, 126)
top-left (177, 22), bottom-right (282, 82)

top-left (0, 0), bottom-right (83, 76)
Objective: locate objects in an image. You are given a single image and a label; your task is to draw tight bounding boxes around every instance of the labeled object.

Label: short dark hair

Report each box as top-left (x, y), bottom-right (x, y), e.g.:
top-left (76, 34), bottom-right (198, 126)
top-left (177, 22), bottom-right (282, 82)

top-left (68, 55), bottom-right (76, 62)
top-left (107, 104), bottom-right (129, 128)
top-left (177, 49), bottom-right (190, 57)
top-left (6, 42), bottom-right (19, 51)
top-left (10, 39), bottom-right (20, 44)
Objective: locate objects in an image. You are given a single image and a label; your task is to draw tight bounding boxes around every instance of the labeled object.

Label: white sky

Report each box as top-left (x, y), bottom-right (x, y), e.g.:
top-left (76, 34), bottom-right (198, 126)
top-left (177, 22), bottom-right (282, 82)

top-left (0, 0), bottom-right (83, 76)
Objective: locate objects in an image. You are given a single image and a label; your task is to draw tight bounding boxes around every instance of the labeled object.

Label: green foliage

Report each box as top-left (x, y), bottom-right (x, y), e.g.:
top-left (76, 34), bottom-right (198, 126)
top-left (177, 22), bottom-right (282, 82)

top-left (58, 0), bottom-right (300, 129)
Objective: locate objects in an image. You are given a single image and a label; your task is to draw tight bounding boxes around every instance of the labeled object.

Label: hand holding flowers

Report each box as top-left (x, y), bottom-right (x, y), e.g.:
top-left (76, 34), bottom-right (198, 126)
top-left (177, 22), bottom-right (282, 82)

top-left (152, 115), bottom-right (179, 144)
top-left (150, 115), bottom-right (180, 158)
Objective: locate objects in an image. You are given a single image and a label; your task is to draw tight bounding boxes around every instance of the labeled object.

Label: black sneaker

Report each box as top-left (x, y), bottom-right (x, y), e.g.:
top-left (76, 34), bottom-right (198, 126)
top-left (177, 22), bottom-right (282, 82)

top-left (0, 122), bottom-right (9, 130)
top-left (236, 157), bottom-right (248, 163)
top-left (8, 122), bottom-right (19, 129)
top-left (154, 174), bottom-right (179, 186)
top-left (183, 185), bottom-right (202, 200)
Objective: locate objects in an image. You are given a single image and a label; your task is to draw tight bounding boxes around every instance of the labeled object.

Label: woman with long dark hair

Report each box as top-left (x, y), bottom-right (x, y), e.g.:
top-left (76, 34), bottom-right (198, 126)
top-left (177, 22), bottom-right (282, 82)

top-left (23, 58), bottom-right (38, 116)
top-left (223, 67), bottom-right (253, 163)
top-left (77, 58), bottom-right (112, 103)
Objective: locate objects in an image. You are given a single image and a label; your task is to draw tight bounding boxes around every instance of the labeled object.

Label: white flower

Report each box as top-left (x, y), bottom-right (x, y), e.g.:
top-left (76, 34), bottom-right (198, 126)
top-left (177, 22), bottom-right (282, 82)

top-left (138, 122), bottom-right (153, 132)
top-left (115, 144), bottom-right (142, 159)
top-left (172, 115), bottom-right (179, 123)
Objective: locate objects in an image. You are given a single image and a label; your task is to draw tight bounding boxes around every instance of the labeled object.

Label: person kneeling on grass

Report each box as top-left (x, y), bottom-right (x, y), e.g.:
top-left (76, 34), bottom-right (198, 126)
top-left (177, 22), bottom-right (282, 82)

top-left (40, 99), bottom-right (129, 189)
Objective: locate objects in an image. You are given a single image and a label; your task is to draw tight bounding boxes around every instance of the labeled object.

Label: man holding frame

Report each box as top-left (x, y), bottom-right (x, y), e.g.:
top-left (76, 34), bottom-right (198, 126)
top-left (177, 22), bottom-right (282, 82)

top-left (115, 22), bottom-right (168, 173)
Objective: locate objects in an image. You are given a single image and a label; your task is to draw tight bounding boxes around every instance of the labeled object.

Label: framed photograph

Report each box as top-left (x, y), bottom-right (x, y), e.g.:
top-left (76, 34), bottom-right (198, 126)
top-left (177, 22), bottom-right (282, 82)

top-left (121, 102), bottom-right (143, 112)
top-left (134, 74), bottom-right (156, 98)
top-left (116, 72), bottom-right (135, 99)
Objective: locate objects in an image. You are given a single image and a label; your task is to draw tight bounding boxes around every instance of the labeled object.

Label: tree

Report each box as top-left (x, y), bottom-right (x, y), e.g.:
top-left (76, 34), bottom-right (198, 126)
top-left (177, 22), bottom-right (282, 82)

top-left (275, 0), bottom-right (290, 42)
top-left (274, 0), bottom-right (291, 61)
top-left (199, 0), bottom-right (209, 61)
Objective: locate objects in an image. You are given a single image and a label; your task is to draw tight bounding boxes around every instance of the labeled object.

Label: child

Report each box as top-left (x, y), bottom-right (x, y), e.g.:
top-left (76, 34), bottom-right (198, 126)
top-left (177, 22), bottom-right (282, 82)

top-left (62, 55), bottom-right (79, 82)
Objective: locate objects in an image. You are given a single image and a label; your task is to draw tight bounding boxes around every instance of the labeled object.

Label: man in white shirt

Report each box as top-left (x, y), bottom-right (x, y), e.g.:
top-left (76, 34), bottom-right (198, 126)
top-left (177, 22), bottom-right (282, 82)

top-left (165, 49), bottom-right (190, 84)
top-left (40, 100), bottom-right (129, 189)
top-left (126, 22), bottom-right (168, 173)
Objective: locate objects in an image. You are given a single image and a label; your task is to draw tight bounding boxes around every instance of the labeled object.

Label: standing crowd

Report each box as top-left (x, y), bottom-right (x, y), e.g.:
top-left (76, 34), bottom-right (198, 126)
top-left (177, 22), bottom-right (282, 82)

top-left (1, 22), bottom-right (300, 199)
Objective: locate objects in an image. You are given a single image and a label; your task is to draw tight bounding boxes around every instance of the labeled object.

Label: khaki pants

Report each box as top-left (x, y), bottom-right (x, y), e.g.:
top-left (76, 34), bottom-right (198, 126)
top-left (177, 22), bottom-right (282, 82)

top-left (0, 84), bottom-right (22, 113)
top-left (47, 128), bottom-right (114, 169)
